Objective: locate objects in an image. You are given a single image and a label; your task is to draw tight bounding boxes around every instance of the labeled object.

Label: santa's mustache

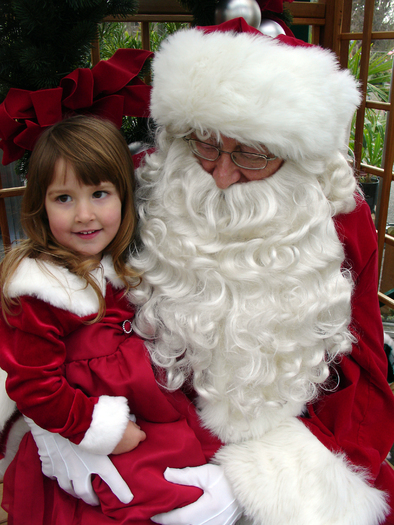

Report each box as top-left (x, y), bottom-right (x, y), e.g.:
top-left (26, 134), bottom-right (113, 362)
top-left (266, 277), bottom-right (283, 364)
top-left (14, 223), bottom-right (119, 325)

top-left (139, 145), bottom-right (334, 253)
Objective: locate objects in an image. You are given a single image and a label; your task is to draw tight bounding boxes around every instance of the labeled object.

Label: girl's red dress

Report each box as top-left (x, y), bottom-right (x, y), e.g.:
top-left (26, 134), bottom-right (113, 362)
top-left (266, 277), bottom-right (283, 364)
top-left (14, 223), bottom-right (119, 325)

top-left (0, 266), bottom-right (222, 525)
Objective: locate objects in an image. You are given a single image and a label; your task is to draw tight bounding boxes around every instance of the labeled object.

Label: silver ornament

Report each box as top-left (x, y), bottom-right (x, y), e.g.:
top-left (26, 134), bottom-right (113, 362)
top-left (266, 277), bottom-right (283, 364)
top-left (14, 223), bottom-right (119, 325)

top-left (215, 0), bottom-right (262, 29)
top-left (259, 18), bottom-right (286, 38)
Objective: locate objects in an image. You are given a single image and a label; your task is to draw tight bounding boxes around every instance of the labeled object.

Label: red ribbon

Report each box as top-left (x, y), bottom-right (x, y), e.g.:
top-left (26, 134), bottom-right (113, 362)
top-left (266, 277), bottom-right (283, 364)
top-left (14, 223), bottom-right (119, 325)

top-left (0, 48), bottom-right (153, 165)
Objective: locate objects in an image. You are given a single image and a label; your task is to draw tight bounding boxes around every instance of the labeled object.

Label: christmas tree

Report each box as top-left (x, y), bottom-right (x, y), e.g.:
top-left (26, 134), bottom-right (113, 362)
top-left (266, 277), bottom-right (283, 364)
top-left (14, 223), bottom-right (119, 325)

top-left (0, 0), bottom-right (157, 171)
top-left (178, 0), bottom-right (218, 26)
top-left (0, 0), bottom-right (138, 102)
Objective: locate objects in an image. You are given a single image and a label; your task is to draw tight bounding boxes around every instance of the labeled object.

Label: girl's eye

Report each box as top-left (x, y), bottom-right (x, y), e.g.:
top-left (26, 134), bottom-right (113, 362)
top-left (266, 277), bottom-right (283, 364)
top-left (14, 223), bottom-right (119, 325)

top-left (93, 190), bottom-right (108, 199)
top-left (56, 194), bottom-right (71, 203)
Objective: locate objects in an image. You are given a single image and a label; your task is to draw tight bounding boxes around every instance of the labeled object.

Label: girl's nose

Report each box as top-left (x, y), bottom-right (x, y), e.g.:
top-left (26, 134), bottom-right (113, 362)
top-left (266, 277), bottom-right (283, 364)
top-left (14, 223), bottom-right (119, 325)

top-left (211, 153), bottom-right (241, 189)
top-left (75, 201), bottom-right (95, 223)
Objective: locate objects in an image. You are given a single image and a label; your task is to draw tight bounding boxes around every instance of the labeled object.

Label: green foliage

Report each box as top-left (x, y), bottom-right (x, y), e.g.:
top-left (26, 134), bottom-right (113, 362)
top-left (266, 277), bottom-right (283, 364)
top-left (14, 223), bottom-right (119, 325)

top-left (95, 21), bottom-right (188, 144)
top-left (97, 22), bottom-right (142, 58)
top-left (348, 40), bottom-right (393, 102)
top-left (362, 112), bottom-right (386, 166)
top-left (121, 116), bottom-right (152, 146)
top-left (349, 109), bottom-right (386, 170)
top-left (96, 20), bottom-right (187, 61)
top-left (177, 0), bottom-right (218, 26)
top-left (0, 0), bottom-right (138, 101)
top-left (347, 40), bottom-right (393, 175)
top-left (149, 23), bottom-right (188, 52)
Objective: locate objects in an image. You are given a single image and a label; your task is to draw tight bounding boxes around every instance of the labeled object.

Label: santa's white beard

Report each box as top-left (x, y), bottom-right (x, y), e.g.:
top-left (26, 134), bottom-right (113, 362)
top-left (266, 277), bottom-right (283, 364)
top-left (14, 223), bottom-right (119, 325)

top-left (130, 139), bottom-right (355, 441)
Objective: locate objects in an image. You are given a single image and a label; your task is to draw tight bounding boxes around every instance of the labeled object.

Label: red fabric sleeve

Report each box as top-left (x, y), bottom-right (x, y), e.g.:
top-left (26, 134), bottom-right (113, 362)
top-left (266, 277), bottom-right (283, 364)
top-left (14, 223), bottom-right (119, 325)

top-left (0, 297), bottom-right (98, 444)
top-left (301, 198), bottom-right (394, 480)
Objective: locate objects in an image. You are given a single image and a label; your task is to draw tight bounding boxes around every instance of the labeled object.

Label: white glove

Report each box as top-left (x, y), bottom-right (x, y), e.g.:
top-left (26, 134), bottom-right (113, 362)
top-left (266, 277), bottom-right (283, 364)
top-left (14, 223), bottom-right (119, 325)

top-left (151, 464), bottom-right (242, 525)
top-left (25, 417), bottom-right (133, 506)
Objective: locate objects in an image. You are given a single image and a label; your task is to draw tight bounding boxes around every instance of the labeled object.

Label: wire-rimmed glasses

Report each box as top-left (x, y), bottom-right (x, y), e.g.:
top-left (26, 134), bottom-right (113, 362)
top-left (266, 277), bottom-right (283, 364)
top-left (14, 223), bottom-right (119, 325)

top-left (184, 137), bottom-right (277, 170)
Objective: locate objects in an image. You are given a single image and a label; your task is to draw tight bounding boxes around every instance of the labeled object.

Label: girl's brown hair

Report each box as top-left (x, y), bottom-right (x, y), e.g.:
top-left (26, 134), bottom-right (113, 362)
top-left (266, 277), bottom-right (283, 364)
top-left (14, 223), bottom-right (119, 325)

top-left (1, 115), bottom-right (139, 320)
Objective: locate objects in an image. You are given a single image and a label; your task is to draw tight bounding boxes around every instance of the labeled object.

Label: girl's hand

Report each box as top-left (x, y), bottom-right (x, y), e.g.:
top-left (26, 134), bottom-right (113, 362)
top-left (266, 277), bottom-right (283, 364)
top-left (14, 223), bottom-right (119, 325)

top-left (111, 420), bottom-right (146, 455)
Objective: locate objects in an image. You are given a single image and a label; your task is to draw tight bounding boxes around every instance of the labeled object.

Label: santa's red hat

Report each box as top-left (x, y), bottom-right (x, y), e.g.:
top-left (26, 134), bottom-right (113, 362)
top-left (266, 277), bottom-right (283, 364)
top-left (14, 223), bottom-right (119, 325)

top-left (150, 18), bottom-right (361, 162)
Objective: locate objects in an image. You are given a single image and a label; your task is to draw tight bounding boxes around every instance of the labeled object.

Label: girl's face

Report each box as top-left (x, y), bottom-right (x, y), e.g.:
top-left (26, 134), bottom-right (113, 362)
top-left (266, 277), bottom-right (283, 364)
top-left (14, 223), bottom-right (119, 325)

top-left (45, 159), bottom-right (122, 260)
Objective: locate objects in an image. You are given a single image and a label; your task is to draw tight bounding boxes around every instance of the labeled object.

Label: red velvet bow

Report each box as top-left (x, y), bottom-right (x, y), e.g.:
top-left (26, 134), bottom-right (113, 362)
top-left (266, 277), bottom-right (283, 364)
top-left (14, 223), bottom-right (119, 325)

top-left (0, 48), bottom-right (153, 165)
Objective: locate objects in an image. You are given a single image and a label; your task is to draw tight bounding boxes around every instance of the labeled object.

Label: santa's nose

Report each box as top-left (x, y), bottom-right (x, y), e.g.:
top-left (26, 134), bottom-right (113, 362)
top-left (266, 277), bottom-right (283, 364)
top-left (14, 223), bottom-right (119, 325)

top-left (211, 153), bottom-right (242, 189)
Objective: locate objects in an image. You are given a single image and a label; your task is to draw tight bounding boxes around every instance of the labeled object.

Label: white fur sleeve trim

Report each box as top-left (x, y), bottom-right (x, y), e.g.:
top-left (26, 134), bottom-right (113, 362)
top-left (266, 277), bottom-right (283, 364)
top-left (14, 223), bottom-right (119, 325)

top-left (215, 418), bottom-right (389, 525)
top-left (78, 395), bottom-right (130, 455)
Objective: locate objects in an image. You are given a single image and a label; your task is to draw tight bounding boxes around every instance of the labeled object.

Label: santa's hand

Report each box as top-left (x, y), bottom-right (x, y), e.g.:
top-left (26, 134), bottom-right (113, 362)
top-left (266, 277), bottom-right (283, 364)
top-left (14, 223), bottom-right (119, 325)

top-left (25, 417), bottom-right (133, 506)
top-left (151, 464), bottom-right (242, 525)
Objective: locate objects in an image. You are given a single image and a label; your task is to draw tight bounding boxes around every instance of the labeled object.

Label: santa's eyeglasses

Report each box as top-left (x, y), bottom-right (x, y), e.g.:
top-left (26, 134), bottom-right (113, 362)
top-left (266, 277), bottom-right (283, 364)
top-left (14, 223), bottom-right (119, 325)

top-left (184, 138), bottom-right (277, 170)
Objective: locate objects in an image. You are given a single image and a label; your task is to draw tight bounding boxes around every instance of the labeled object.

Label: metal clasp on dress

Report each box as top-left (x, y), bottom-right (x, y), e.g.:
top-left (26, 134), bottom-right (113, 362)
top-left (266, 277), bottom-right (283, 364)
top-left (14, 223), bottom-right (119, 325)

top-left (122, 320), bottom-right (133, 334)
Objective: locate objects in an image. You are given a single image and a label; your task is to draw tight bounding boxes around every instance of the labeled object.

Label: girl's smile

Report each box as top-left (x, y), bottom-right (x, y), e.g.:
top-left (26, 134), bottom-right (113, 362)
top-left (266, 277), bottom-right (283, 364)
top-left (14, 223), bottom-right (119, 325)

top-left (74, 230), bottom-right (101, 238)
top-left (45, 158), bottom-right (122, 259)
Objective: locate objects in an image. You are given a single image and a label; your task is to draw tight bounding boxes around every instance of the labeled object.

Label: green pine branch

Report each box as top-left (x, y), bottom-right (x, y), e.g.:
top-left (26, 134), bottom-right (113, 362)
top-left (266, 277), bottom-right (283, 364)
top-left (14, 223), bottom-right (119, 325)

top-left (0, 0), bottom-right (138, 101)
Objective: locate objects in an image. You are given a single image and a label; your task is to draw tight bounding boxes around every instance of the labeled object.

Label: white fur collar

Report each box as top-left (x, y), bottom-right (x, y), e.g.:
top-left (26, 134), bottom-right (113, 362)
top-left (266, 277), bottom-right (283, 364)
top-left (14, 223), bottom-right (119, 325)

top-left (6, 255), bottom-right (124, 317)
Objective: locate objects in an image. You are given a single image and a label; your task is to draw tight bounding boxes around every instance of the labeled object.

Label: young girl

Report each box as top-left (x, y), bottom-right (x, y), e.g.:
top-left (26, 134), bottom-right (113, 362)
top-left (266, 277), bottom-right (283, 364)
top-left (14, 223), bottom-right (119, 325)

top-left (0, 115), bottom-right (222, 525)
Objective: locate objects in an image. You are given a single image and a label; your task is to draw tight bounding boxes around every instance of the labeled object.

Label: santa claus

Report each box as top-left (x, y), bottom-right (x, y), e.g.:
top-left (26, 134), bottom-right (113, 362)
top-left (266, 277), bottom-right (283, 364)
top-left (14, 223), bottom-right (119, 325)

top-left (1, 17), bottom-right (394, 525)
top-left (127, 18), bottom-right (394, 525)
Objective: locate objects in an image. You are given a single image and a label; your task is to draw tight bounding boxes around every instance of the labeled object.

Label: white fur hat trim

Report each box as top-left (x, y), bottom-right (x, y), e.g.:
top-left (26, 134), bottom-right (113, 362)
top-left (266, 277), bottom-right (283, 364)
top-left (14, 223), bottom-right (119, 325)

top-left (150, 26), bottom-right (361, 161)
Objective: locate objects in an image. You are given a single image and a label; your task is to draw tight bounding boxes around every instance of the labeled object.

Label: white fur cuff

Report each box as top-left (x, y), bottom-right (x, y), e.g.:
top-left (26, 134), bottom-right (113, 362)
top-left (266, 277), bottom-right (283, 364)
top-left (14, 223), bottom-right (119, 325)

top-left (79, 395), bottom-right (130, 455)
top-left (216, 418), bottom-right (389, 525)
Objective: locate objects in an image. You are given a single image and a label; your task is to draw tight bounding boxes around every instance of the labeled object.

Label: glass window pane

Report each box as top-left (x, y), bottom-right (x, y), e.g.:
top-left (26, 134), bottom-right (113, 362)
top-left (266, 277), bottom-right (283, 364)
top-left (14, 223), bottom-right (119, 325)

top-left (373, 0), bottom-right (394, 32)
top-left (350, 0), bottom-right (365, 32)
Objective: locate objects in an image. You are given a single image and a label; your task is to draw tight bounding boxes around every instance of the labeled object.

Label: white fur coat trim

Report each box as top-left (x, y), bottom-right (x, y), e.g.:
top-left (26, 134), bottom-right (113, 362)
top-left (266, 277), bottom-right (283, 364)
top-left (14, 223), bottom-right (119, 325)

top-left (151, 28), bottom-right (361, 161)
top-left (79, 395), bottom-right (130, 455)
top-left (6, 254), bottom-right (124, 317)
top-left (216, 417), bottom-right (389, 525)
